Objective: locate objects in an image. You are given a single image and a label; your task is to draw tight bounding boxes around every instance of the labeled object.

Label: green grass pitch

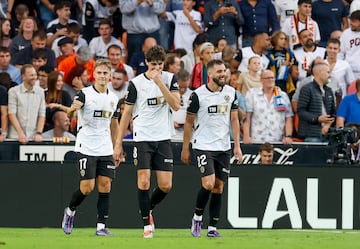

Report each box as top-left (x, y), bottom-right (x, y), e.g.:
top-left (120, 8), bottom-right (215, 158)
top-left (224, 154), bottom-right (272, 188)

top-left (1, 228), bottom-right (360, 249)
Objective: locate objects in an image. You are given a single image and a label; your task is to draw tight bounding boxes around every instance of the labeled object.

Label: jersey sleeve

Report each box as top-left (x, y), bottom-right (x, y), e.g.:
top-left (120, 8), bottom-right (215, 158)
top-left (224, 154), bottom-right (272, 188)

top-left (170, 74), bottom-right (179, 92)
top-left (125, 81), bottom-right (137, 105)
top-left (74, 90), bottom-right (85, 106)
top-left (231, 91), bottom-right (239, 111)
top-left (112, 99), bottom-right (121, 119)
top-left (187, 92), bottom-right (200, 114)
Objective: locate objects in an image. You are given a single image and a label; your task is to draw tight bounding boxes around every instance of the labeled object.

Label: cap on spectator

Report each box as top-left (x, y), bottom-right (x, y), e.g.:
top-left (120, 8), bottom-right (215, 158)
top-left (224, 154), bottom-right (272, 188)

top-left (199, 42), bottom-right (214, 54)
top-left (58, 36), bottom-right (74, 47)
top-left (77, 46), bottom-right (92, 62)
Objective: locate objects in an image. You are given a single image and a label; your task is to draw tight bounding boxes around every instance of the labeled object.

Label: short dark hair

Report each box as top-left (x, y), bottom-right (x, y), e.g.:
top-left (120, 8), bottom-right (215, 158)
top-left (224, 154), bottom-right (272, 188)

top-left (38, 65), bottom-right (53, 74)
top-left (0, 46), bottom-right (10, 54)
top-left (21, 64), bottom-right (35, 76)
top-left (298, 0), bottom-right (312, 5)
top-left (259, 142), bottom-right (274, 153)
top-left (114, 68), bottom-right (127, 76)
top-left (145, 45), bottom-right (166, 62)
top-left (32, 48), bottom-right (47, 59)
top-left (327, 38), bottom-right (341, 47)
top-left (98, 18), bottom-right (112, 28)
top-left (32, 30), bottom-right (47, 41)
top-left (207, 59), bottom-right (224, 71)
top-left (192, 33), bottom-right (209, 49)
top-left (55, 0), bottom-right (72, 12)
top-left (350, 10), bottom-right (360, 21)
top-left (67, 22), bottom-right (81, 34)
top-left (107, 44), bottom-right (122, 54)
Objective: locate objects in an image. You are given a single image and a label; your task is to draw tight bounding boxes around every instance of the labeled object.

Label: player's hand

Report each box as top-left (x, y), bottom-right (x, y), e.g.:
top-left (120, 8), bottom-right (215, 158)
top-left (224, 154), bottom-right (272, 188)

top-left (71, 100), bottom-right (84, 110)
top-left (148, 70), bottom-right (162, 85)
top-left (233, 146), bottom-right (243, 164)
top-left (113, 145), bottom-right (126, 167)
top-left (181, 148), bottom-right (191, 165)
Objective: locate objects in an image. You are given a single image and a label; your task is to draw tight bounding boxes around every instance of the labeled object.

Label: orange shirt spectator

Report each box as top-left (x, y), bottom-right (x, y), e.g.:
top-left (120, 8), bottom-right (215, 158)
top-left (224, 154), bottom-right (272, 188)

top-left (58, 45), bottom-right (95, 84)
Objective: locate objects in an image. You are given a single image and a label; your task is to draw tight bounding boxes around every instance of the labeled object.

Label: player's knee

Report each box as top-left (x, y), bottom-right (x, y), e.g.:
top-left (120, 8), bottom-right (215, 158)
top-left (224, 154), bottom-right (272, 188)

top-left (138, 179), bottom-right (150, 190)
top-left (202, 182), bottom-right (215, 191)
top-left (159, 183), bottom-right (172, 193)
top-left (212, 186), bottom-right (223, 194)
top-left (80, 185), bottom-right (95, 195)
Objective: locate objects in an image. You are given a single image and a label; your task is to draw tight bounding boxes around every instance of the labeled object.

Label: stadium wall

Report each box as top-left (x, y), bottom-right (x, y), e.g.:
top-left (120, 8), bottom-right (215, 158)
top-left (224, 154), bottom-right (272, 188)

top-left (1, 160), bottom-right (359, 229)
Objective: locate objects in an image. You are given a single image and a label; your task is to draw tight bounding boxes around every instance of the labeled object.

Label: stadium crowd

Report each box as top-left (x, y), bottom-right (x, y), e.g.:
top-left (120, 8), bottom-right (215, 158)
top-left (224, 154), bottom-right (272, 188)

top-left (0, 0), bottom-right (359, 149)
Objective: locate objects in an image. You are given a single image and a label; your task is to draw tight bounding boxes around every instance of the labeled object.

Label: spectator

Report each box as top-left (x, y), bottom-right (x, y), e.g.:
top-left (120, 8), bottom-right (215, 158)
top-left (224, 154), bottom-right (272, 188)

top-left (0, 72), bottom-right (16, 89)
top-left (45, 71), bottom-right (72, 113)
top-left (108, 68), bottom-right (128, 100)
top-left (9, 16), bottom-right (37, 58)
top-left (52, 22), bottom-right (88, 58)
top-left (166, 0), bottom-right (202, 54)
top-left (239, 0), bottom-right (280, 48)
top-left (330, 30), bottom-right (342, 40)
top-left (189, 42), bottom-right (215, 90)
top-left (0, 46), bottom-right (21, 84)
top-left (214, 38), bottom-right (227, 60)
top-left (267, 31), bottom-right (297, 95)
top-left (164, 53), bottom-right (181, 74)
top-left (107, 44), bottom-right (134, 81)
top-left (62, 64), bottom-right (90, 100)
top-left (46, 0), bottom-right (78, 48)
top-left (282, 0), bottom-right (320, 50)
top-left (12, 30), bottom-right (57, 70)
top-left (129, 37), bottom-right (157, 76)
top-left (243, 70), bottom-right (293, 144)
top-left (31, 48), bottom-right (48, 71)
top-left (0, 84), bottom-right (7, 142)
top-left (258, 142), bottom-right (274, 165)
top-left (37, 65), bottom-right (52, 90)
top-left (58, 45), bottom-right (95, 86)
top-left (229, 70), bottom-right (246, 122)
top-left (297, 63), bottom-right (336, 142)
top-left (81, 0), bottom-right (119, 43)
top-left (293, 29), bottom-right (326, 81)
top-left (55, 36), bottom-right (75, 65)
top-left (172, 69), bottom-right (193, 140)
top-left (291, 58), bottom-right (326, 113)
top-left (311, 0), bottom-right (348, 48)
top-left (8, 64), bottom-right (46, 143)
top-left (120, 0), bottom-right (165, 61)
top-left (273, 0), bottom-right (297, 28)
top-left (221, 45), bottom-right (242, 73)
top-left (42, 109), bottom-right (76, 141)
top-left (6, 0), bottom-right (40, 24)
top-left (9, 3), bottom-right (29, 38)
top-left (238, 32), bottom-right (271, 74)
top-left (238, 55), bottom-right (262, 96)
top-left (339, 10), bottom-right (360, 78)
top-left (336, 79), bottom-right (360, 127)
top-left (325, 38), bottom-right (355, 100)
top-left (203, 0), bottom-right (244, 47)
top-left (0, 19), bottom-right (12, 47)
top-left (180, 32), bottom-right (209, 76)
top-left (89, 19), bottom-right (126, 60)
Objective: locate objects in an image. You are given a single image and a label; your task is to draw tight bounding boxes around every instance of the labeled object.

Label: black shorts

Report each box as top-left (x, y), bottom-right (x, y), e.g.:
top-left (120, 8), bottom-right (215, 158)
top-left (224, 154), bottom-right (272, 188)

top-left (133, 140), bottom-right (173, 171)
top-left (193, 149), bottom-right (231, 182)
top-left (77, 153), bottom-right (116, 180)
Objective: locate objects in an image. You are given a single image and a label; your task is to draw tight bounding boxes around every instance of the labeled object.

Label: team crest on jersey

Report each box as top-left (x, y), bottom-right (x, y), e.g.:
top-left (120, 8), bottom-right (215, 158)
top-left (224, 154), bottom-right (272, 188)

top-left (224, 95), bottom-right (230, 102)
top-left (110, 101), bottom-right (115, 109)
top-left (134, 158), bottom-right (138, 166)
top-left (80, 169), bottom-right (85, 177)
top-left (200, 166), bottom-right (205, 174)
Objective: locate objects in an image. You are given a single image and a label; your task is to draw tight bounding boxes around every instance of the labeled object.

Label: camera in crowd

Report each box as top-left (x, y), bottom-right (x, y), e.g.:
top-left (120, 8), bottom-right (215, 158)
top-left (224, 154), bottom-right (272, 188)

top-left (327, 126), bottom-right (359, 165)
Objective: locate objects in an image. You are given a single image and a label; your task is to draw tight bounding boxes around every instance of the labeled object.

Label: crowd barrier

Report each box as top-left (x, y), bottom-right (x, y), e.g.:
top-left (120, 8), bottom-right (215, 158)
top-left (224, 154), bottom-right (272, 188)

top-left (0, 161), bottom-right (359, 229)
top-left (1, 141), bottom-right (358, 229)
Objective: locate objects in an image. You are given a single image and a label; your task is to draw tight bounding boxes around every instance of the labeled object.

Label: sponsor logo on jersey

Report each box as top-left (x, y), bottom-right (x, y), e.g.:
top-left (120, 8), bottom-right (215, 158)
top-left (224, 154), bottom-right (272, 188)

top-left (147, 96), bottom-right (166, 106)
top-left (208, 105), bottom-right (229, 114)
top-left (93, 110), bottom-right (112, 118)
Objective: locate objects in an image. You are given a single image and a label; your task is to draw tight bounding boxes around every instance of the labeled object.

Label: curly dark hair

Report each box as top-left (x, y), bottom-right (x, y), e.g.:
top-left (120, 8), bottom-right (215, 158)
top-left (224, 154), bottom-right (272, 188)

top-left (145, 45), bottom-right (166, 62)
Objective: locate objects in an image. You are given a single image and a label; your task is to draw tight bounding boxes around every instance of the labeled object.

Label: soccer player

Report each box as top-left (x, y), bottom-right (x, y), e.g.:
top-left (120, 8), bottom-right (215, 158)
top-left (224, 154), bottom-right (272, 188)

top-left (61, 59), bottom-right (120, 236)
top-left (113, 45), bottom-right (180, 238)
top-left (181, 59), bottom-right (243, 238)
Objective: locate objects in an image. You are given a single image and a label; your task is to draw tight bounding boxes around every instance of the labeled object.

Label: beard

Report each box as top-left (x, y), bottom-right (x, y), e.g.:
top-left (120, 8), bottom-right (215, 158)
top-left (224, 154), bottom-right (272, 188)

top-left (212, 76), bottom-right (226, 87)
top-left (304, 40), bottom-right (314, 49)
